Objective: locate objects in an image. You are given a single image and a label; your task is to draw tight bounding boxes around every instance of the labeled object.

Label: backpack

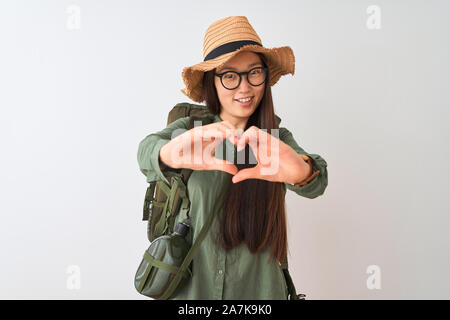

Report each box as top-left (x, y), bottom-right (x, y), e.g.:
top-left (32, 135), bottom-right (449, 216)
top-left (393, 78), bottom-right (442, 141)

top-left (139, 102), bottom-right (305, 300)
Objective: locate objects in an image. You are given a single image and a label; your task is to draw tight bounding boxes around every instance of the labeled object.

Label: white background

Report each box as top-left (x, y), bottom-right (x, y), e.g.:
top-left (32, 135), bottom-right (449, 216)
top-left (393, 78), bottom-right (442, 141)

top-left (0, 0), bottom-right (449, 299)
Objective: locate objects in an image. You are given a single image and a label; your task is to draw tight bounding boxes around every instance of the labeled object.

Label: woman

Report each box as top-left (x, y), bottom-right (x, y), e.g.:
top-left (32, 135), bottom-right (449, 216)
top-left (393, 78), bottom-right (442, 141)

top-left (137, 16), bottom-right (328, 299)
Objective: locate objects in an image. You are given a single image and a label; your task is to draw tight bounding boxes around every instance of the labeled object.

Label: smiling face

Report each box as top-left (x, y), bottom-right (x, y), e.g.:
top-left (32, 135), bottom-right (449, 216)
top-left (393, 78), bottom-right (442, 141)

top-left (214, 51), bottom-right (265, 130)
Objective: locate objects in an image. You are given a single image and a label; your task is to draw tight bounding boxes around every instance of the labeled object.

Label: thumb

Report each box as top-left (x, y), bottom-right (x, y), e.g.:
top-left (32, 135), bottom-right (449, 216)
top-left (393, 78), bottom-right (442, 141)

top-left (210, 160), bottom-right (239, 176)
top-left (232, 167), bottom-right (259, 184)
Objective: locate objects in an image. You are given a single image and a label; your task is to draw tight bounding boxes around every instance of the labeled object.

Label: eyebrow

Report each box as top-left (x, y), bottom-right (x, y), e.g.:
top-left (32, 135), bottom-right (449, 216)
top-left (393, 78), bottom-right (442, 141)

top-left (218, 62), bottom-right (263, 72)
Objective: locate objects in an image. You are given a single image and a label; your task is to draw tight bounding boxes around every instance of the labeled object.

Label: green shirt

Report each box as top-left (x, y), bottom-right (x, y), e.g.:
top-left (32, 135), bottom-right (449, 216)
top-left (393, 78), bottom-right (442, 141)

top-left (137, 113), bottom-right (328, 300)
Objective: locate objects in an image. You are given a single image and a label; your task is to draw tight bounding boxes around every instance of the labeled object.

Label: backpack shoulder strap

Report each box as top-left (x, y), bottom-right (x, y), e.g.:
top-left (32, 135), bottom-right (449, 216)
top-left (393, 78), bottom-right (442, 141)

top-left (281, 257), bottom-right (306, 300)
top-left (167, 102), bottom-right (213, 126)
top-left (157, 180), bottom-right (226, 300)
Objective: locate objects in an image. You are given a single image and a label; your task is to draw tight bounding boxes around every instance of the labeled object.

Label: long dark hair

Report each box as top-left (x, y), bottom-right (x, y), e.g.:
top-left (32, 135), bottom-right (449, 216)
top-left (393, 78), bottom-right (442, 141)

top-left (201, 52), bottom-right (287, 264)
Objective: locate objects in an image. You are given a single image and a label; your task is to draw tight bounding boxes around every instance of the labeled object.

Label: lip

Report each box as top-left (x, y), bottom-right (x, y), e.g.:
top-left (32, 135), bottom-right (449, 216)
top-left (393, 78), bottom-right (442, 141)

top-left (234, 96), bottom-right (253, 106)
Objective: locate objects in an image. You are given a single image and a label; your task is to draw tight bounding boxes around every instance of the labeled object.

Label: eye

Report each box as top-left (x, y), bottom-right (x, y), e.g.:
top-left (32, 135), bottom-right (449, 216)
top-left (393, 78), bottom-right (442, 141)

top-left (223, 72), bottom-right (236, 80)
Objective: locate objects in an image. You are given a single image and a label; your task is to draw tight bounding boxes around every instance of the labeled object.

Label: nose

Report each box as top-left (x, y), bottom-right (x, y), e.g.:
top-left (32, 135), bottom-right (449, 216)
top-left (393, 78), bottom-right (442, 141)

top-left (237, 75), bottom-right (251, 90)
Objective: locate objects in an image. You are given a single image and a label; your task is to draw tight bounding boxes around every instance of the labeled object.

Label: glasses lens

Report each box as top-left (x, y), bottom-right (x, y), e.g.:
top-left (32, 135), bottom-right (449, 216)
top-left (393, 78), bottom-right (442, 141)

top-left (248, 67), bottom-right (266, 86)
top-left (222, 72), bottom-right (239, 89)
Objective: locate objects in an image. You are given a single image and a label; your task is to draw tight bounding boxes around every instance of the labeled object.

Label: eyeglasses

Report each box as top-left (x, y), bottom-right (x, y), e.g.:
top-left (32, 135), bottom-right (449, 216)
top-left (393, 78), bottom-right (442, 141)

top-left (215, 67), bottom-right (268, 90)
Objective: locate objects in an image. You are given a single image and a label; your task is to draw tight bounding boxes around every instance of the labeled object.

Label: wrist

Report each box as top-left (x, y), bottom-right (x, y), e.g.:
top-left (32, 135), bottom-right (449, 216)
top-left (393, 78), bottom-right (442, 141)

top-left (290, 154), bottom-right (317, 186)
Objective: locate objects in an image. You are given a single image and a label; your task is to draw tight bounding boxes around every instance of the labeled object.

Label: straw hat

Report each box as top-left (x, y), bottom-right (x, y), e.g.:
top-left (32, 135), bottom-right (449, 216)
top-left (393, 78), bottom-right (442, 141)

top-left (180, 16), bottom-right (296, 103)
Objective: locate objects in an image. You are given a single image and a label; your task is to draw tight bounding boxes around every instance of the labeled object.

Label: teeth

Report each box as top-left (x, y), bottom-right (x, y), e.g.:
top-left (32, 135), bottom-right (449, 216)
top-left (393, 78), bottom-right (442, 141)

top-left (237, 97), bottom-right (251, 102)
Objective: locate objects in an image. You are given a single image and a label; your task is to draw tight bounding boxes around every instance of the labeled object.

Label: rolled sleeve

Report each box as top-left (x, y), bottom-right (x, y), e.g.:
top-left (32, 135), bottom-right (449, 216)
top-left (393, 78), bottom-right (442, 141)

top-left (137, 116), bottom-right (190, 185)
top-left (279, 127), bottom-right (328, 199)
top-left (138, 138), bottom-right (171, 185)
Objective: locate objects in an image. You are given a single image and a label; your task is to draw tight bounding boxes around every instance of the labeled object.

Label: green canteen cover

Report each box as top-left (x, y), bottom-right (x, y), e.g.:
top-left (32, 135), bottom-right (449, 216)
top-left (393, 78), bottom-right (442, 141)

top-left (135, 233), bottom-right (190, 298)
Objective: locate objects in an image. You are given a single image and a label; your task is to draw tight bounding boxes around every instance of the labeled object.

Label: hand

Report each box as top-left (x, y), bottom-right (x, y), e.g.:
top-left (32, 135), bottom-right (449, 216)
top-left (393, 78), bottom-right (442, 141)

top-left (159, 120), bottom-right (240, 176)
top-left (229, 126), bottom-right (311, 184)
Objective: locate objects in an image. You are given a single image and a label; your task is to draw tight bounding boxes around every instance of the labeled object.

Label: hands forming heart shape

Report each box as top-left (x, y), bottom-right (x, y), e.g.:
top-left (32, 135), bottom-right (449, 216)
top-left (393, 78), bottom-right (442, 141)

top-left (159, 120), bottom-right (312, 185)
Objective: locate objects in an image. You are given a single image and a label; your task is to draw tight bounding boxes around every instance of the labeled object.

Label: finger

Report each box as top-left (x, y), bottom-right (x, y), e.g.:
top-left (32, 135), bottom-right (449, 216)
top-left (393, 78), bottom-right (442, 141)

top-left (212, 121), bottom-right (243, 137)
top-left (204, 121), bottom-right (233, 135)
top-left (206, 136), bottom-right (225, 157)
top-left (198, 121), bottom-right (237, 140)
top-left (232, 167), bottom-right (259, 184)
top-left (196, 123), bottom-right (241, 150)
top-left (221, 127), bottom-right (241, 147)
top-left (201, 128), bottom-right (227, 141)
top-left (217, 120), bottom-right (237, 131)
top-left (203, 136), bottom-right (234, 170)
top-left (208, 127), bottom-right (242, 149)
top-left (237, 127), bottom-right (258, 152)
top-left (228, 134), bottom-right (239, 146)
top-left (210, 160), bottom-right (239, 176)
top-left (236, 135), bottom-right (247, 152)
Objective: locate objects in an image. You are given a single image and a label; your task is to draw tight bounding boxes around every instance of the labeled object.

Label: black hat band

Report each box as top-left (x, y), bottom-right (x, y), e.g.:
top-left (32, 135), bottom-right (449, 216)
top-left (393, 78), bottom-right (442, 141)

top-left (203, 40), bottom-right (262, 62)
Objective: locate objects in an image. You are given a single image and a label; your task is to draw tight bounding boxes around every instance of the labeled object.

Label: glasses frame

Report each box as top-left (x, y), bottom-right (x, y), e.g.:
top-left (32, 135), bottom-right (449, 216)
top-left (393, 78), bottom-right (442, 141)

top-left (214, 66), bottom-right (268, 90)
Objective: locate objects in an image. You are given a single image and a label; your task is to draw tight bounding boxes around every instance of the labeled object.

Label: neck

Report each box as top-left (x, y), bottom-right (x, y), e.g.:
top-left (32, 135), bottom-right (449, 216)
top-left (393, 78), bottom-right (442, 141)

top-left (219, 111), bottom-right (248, 131)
